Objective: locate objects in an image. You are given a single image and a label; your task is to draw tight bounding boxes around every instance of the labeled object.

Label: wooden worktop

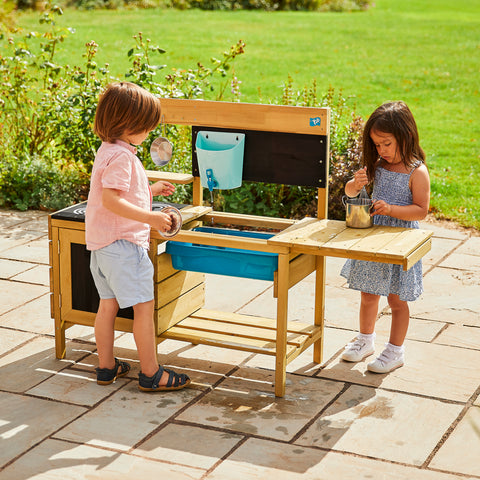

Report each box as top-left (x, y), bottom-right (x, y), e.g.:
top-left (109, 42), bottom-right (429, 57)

top-left (268, 218), bottom-right (433, 271)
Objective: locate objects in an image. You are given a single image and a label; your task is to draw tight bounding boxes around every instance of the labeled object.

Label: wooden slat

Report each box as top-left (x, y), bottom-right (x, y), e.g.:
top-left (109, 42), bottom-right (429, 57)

top-left (170, 229), bottom-right (290, 254)
top-left (154, 252), bottom-right (177, 283)
top-left (160, 98), bottom-right (330, 136)
top-left (146, 171), bottom-right (194, 184)
top-left (174, 317), bottom-right (310, 347)
top-left (376, 228), bottom-right (433, 257)
top-left (190, 309), bottom-right (317, 335)
top-left (155, 283), bottom-right (205, 334)
top-left (268, 219), bottom-right (345, 249)
top-left (161, 326), bottom-right (298, 357)
top-left (205, 211), bottom-right (295, 230)
top-left (155, 270), bottom-right (205, 309)
top-left (404, 238), bottom-right (432, 271)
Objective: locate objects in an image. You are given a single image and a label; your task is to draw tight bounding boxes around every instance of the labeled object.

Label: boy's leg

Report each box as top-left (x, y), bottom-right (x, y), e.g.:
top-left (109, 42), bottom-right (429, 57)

top-left (132, 300), bottom-right (159, 377)
top-left (133, 300), bottom-right (187, 387)
top-left (387, 293), bottom-right (409, 346)
top-left (95, 298), bottom-right (119, 370)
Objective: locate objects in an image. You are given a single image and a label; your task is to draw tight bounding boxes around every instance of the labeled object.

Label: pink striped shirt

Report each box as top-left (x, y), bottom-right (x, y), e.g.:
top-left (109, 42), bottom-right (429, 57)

top-left (86, 140), bottom-right (152, 251)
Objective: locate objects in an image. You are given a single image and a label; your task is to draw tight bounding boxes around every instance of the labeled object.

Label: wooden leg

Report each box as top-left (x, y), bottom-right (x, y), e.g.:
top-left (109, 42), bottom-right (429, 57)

top-left (314, 255), bottom-right (326, 364)
top-left (55, 317), bottom-right (66, 359)
top-left (275, 253), bottom-right (290, 397)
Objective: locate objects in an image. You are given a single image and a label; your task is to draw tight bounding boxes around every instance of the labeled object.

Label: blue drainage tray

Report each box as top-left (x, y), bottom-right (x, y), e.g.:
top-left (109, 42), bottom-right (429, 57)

top-left (166, 227), bottom-right (278, 281)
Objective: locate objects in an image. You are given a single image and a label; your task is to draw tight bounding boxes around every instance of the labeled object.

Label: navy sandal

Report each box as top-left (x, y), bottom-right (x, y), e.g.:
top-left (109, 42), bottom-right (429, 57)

top-left (95, 358), bottom-right (131, 385)
top-left (138, 365), bottom-right (191, 392)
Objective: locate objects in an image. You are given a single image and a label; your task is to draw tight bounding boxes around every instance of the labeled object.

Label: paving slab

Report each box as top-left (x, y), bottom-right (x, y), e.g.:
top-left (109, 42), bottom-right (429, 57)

top-left (0, 293), bottom-right (54, 335)
top-left (456, 236), bottom-right (480, 256)
top-left (133, 423), bottom-right (244, 470)
top-left (0, 337), bottom-right (95, 393)
top-left (434, 324), bottom-right (480, 350)
top-left (55, 382), bottom-right (201, 451)
top-left (205, 437), bottom-right (475, 480)
top-left (204, 273), bottom-right (271, 312)
top-left (422, 237), bottom-right (463, 267)
top-left (27, 367), bottom-right (130, 407)
top-left (10, 263), bottom-right (50, 285)
top-left (0, 438), bottom-right (205, 480)
top-left (439, 251), bottom-right (480, 271)
top-left (429, 405), bottom-right (480, 477)
top-left (0, 230), bottom-right (47, 255)
top-left (410, 267), bottom-right (480, 326)
top-left (0, 235), bottom-right (50, 264)
top-left (375, 314), bottom-right (446, 342)
top-left (295, 384), bottom-right (462, 465)
top-left (0, 278), bottom-right (48, 316)
top-left (0, 327), bottom-right (36, 355)
top-left (0, 258), bottom-right (37, 280)
top-left (177, 367), bottom-right (345, 441)
top-left (244, 326), bottom-right (357, 374)
top-left (318, 336), bottom-right (480, 402)
top-left (0, 392), bottom-right (86, 469)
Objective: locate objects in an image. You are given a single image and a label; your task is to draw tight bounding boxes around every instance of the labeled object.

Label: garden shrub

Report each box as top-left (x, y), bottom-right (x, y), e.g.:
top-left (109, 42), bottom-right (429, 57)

top-left (1, 5), bottom-right (363, 220)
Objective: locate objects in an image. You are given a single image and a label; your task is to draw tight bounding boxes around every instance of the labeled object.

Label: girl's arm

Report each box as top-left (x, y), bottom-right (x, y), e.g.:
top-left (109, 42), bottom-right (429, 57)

top-left (102, 188), bottom-right (172, 233)
top-left (345, 166), bottom-right (369, 197)
top-left (372, 164), bottom-right (430, 221)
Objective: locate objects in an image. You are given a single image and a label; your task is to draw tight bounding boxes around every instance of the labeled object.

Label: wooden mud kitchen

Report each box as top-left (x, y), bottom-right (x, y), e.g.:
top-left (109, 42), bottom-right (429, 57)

top-left (48, 99), bottom-right (433, 397)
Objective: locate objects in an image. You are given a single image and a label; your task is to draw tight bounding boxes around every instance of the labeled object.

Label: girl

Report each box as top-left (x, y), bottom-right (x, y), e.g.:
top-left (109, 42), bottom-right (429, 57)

top-left (340, 101), bottom-right (430, 373)
top-left (85, 82), bottom-right (190, 391)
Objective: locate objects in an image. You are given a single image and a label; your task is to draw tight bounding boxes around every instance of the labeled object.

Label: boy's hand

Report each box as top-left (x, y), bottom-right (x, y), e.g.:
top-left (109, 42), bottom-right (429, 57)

top-left (152, 181), bottom-right (175, 197)
top-left (149, 211), bottom-right (172, 234)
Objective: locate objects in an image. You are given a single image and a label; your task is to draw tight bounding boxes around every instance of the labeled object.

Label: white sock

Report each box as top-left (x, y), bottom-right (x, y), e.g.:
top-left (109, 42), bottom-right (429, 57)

top-left (386, 342), bottom-right (404, 354)
top-left (358, 332), bottom-right (376, 343)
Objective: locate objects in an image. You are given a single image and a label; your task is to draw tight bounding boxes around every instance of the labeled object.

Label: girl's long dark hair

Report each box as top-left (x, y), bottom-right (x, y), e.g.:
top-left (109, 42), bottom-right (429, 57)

top-left (362, 101), bottom-right (426, 183)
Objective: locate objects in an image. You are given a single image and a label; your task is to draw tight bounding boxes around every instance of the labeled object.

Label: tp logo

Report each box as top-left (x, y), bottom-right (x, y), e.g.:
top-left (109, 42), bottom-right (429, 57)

top-left (310, 117), bottom-right (321, 127)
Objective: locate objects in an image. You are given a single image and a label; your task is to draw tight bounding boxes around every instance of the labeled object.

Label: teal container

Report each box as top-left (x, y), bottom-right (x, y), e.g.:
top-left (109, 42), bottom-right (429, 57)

top-left (166, 227), bottom-right (278, 281)
top-left (195, 131), bottom-right (245, 190)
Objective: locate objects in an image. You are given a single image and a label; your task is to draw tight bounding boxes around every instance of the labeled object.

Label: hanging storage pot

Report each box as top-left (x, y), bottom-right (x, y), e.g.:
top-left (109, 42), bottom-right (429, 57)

top-left (195, 131), bottom-right (245, 190)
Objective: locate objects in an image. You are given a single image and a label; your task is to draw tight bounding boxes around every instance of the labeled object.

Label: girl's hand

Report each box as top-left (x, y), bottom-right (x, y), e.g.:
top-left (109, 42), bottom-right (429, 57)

top-left (152, 181), bottom-right (175, 197)
top-left (371, 199), bottom-right (391, 216)
top-left (353, 167), bottom-right (369, 190)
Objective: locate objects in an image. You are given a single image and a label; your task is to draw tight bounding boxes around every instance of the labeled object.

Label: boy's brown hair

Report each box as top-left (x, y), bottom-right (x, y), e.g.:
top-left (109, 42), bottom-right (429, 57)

top-left (94, 82), bottom-right (162, 143)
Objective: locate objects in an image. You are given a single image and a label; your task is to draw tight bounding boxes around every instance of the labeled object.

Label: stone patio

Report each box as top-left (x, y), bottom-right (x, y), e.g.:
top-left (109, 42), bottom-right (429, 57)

top-left (0, 208), bottom-right (479, 479)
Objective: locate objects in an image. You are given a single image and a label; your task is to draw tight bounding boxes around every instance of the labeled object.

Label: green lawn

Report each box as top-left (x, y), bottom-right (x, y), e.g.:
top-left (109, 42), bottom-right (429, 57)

top-left (16, 0), bottom-right (480, 228)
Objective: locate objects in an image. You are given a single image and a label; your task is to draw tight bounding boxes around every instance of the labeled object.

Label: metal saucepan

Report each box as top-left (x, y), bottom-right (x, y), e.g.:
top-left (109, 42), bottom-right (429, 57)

top-left (342, 195), bottom-right (374, 229)
top-left (150, 116), bottom-right (173, 166)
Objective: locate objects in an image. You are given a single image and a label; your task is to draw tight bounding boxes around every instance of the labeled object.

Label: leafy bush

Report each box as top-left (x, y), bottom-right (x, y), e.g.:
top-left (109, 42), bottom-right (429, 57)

top-left (215, 79), bottom-right (364, 220)
top-left (1, 5), bottom-right (363, 219)
top-left (158, 0), bottom-right (371, 11)
top-left (0, 5), bottom-right (244, 210)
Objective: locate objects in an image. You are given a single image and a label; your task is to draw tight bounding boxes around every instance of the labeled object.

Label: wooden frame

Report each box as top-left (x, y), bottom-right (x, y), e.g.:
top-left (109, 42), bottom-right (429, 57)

top-left (49, 99), bottom-right (432, 398)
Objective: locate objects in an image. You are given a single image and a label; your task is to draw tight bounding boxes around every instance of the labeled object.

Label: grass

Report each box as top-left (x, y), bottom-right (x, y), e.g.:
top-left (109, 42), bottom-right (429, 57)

top-left (15, 0), bottom-right (480, 228)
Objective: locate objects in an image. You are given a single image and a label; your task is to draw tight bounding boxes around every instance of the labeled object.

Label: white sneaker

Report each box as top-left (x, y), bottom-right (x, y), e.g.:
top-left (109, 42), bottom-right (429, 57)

top-left (367, 344), bottom-right (404, 373)
top-left (341, 337), bottom-right (375, 362)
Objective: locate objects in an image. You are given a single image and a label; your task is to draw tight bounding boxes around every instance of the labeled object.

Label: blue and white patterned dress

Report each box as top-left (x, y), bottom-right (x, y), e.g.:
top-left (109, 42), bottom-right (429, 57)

top-left (340, 163), bottom-right (424, 301)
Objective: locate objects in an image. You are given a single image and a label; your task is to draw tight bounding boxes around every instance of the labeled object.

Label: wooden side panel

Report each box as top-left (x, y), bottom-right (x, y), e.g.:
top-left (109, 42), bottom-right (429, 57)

top-left (155, 270), bottom-right (205, 309)
top-left (273, 253), bottom-right (316, 298)
top-left (155, 283), bottom-right (205, 334)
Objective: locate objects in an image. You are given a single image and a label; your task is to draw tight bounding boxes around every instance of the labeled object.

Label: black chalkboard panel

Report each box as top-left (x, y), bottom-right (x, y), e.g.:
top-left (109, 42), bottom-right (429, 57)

top-left (192, 126), bottom-right (328, 188)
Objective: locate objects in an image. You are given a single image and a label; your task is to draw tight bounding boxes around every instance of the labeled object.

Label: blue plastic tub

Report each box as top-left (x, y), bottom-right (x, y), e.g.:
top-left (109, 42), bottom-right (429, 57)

top-left (166, 227), bottom-right (278, 281)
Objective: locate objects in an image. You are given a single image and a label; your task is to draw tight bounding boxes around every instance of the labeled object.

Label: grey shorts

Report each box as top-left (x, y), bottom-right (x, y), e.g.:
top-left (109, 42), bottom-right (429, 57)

top-left (90, 239), bottom-right (154, 309)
